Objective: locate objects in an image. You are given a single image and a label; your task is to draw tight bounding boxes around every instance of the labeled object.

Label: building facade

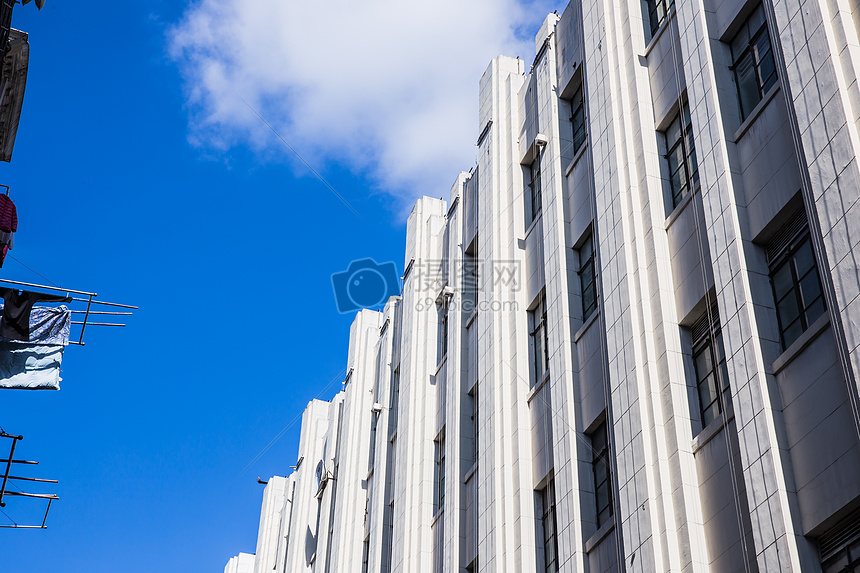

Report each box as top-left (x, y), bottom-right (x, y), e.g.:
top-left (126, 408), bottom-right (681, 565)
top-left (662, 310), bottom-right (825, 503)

top-left (226, 0), bottom-right (860, 571)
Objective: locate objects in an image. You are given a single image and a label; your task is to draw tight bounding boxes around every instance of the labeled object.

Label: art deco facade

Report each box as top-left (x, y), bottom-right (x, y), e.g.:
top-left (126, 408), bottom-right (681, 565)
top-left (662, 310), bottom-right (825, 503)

top-left (226, 0), bottom-right (860, 570)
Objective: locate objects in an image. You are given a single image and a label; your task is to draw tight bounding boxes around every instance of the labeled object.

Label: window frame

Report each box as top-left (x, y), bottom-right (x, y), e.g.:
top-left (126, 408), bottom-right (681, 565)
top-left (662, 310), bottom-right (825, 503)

top-left (527, 159), bottom-right (542, 225)
top-left (570, 84), bottom-right (587, 157)
top-left (437, 297), bottom-right (449, 364)
top-left (579, 233), bottom-right (597, 320)
top-left (769, 230), bottom-right (826, 350)
top-left (435, 430), bottom-right (446, 513)
top-left (664, 100), bottom-right (699, 208)
top-left (591, 420), bottom-right (613, 528)
top-left (539, 479), bottom-right (559, 573)
top-left (470, 387), bottom-right (479, 464)
top-left (729, 3), bottom-right (778, 121)
top-left (388, 368), bottom-right (400, 434)
top-left (647, 0), bottom-right (675, 36)
top-left (692, 322), bottom-right (731, 429)
top-left (463, 249), bottom-right (478, 316)
top-left (530, 295), bottom-right (550, 386)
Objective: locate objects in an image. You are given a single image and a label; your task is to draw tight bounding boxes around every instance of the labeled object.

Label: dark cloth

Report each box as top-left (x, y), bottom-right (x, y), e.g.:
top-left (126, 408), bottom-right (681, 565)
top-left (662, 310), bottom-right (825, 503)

top-left (0, 288), bottom-right (70, 341)
top-left (0, 195), bottom-right (17, 233)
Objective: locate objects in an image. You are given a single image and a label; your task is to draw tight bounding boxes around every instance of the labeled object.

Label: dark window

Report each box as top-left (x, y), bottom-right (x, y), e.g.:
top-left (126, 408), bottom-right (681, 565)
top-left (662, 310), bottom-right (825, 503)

top-left (665, 100), bottom-right (699, 208)
top-left (647, 0), bottom-right (675, 36)
top-left (591, 421), bottom-right (613, 528)
top-left (368, 410), bottom-right (379, 470)
top-left (693, 321), bottom-right (731, 428)
top-left (579, 234), bottom-right (597, 320)
top-left (822, 540), bottom-right (860, 573)
top-left (730, 4), bottom-right (777, 120)
top-left (389, 369), bottom-right (400, 434)
top-left (820, 509), bottom-right (860, 572)
top-left (463, 250), bottom-right (478, 316)
top-left (435, 431), bottom-right (446, 512)
top-left (437, 300), bottom-right (449, 363)
top-left (471, 387), bottom-right (479, 464)
top-left (570, 84), bottom-right (587, 156)
top-left (361, 537), bottom-right (370, 573)
top-left (539, 480), bottom-right (559, 573)
top-left (770, 232), bottom-right (826, 349)
top-left (528, 160), bottom-right (542, 225)
top-left (530, 295), bottom-right (549, 385)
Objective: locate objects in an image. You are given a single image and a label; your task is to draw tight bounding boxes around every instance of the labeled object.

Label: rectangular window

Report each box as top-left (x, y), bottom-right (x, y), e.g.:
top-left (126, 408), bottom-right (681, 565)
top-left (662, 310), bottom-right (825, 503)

top-left (646, 0), bottom-right (675, 36)
top-left (539, 480), bottom-right (559, 573)
top-left (770, 231), bottom-right (826, 349)
top-left (819, 507), bottom-right (860, 572)
top-left (361, 536), bottom-right (370, 573)
top-left (463, 249), bottom-right (478, 316)
top-left (368, 410), bottom-right (379, 470)
top-left (590, 421), bottom-right (613, 528)
top-left (730, 3), bottom-right (777, 121)
top-left (821, 540), bottom-right (860, 573)
top-left (692, 314), bottom-right (731, 428)
top-left (470, 387), bottom-right (479, 464)
top-left (527, 160), bottom-right (542, 225)
top-left (389, 369), bottom-right (400, 434)
top-left (435, 431), bottom-right (446, 512)
top-left (665, 100), bottom-right (699, 208)
top-left (530, 295), bottom-right (549, 386)
top-left (437, 299), bottom-right (449, 363)
top-left (570, 84), bottom-right (586, 157)
top-left (579, 233), bottom-right (597, 320)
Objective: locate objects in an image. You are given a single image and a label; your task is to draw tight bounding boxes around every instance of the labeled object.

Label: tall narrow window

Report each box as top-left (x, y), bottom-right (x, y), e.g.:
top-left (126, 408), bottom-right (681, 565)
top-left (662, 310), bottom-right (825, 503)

top-left (437, 299), bottom-right (449, 364)
top-left (691, 313), bottom-right (731, 428)
top-left (368, 411), bottom-right (379, 470)
top-left (527, 160), bottom-right (542, 225)
top-left (463, 249), bottom-right (478, 316)
top-left (770, 230), bottom-right (825, 349)
top-left (570, 84), bottom-right (586, 156)
top-left (646, 0), bottom-right (675, 35)
top-left (579, 234), bottom-right (597, 320)
top-left (470, 387), bottom-right (479, 464)
top-left (539, 479), bottom-right (559, 573)
top-left (665, 100), bottom-right (699, 208)
top-left (530, 295), bottom-right (549, 386)
top-left (389, 369), bottom-right (400, 434)
top-left (435, 431), bottom-right (446, 513)
top-left (590, 421), bottom-right (613, 527)
top-left (361, 536), bottom-right (370, 573)
top-left (730, 3), bottom-right (777, 120)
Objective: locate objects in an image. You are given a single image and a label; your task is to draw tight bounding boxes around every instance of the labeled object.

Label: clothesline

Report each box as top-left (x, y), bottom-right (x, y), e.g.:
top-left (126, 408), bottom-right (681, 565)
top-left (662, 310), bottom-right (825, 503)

top-left (0, 278), bottom-right (137, 388)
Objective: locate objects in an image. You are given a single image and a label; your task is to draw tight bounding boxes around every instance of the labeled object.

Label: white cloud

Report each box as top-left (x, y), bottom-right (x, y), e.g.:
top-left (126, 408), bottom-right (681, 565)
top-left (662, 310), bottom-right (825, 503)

top-left (169, 0), bottom-right (561, 205)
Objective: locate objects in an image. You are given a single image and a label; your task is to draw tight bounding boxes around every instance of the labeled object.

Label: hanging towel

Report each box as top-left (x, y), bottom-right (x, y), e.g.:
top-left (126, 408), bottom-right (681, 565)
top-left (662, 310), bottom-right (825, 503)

top-left (0, 195), bottom-right (17, 233)
top-left (0, 288), bottom-right (71, 341)
top-left (0, 304), bottom-right (70, 390)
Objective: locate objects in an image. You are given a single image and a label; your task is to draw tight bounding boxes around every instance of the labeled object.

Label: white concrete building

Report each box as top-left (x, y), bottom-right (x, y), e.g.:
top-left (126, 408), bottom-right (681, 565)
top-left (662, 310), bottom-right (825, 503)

top-left (225, 0), bottom-right (860, 571)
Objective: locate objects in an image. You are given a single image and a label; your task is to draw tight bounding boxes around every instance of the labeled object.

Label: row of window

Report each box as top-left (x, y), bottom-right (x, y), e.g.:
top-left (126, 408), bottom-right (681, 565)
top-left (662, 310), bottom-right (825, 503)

top-left (647, 0), bottom-right (776, 125)
top-left (429, 232), bottom-right (825, 567)
top-left (537, 419), bottom-right (614, 572)
top-left (526, 3), bottom-right (777, 224)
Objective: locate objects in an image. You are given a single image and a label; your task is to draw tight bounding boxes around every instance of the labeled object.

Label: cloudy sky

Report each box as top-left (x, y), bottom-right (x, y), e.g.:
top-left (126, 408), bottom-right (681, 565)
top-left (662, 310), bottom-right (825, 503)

top-left (169, 0), bottom-right (563, 205)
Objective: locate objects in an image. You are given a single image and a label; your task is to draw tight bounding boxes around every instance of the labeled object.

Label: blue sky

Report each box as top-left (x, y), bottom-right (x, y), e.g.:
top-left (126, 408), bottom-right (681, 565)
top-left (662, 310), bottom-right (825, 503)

top-left (0, 1), bottom-right (560, 571)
